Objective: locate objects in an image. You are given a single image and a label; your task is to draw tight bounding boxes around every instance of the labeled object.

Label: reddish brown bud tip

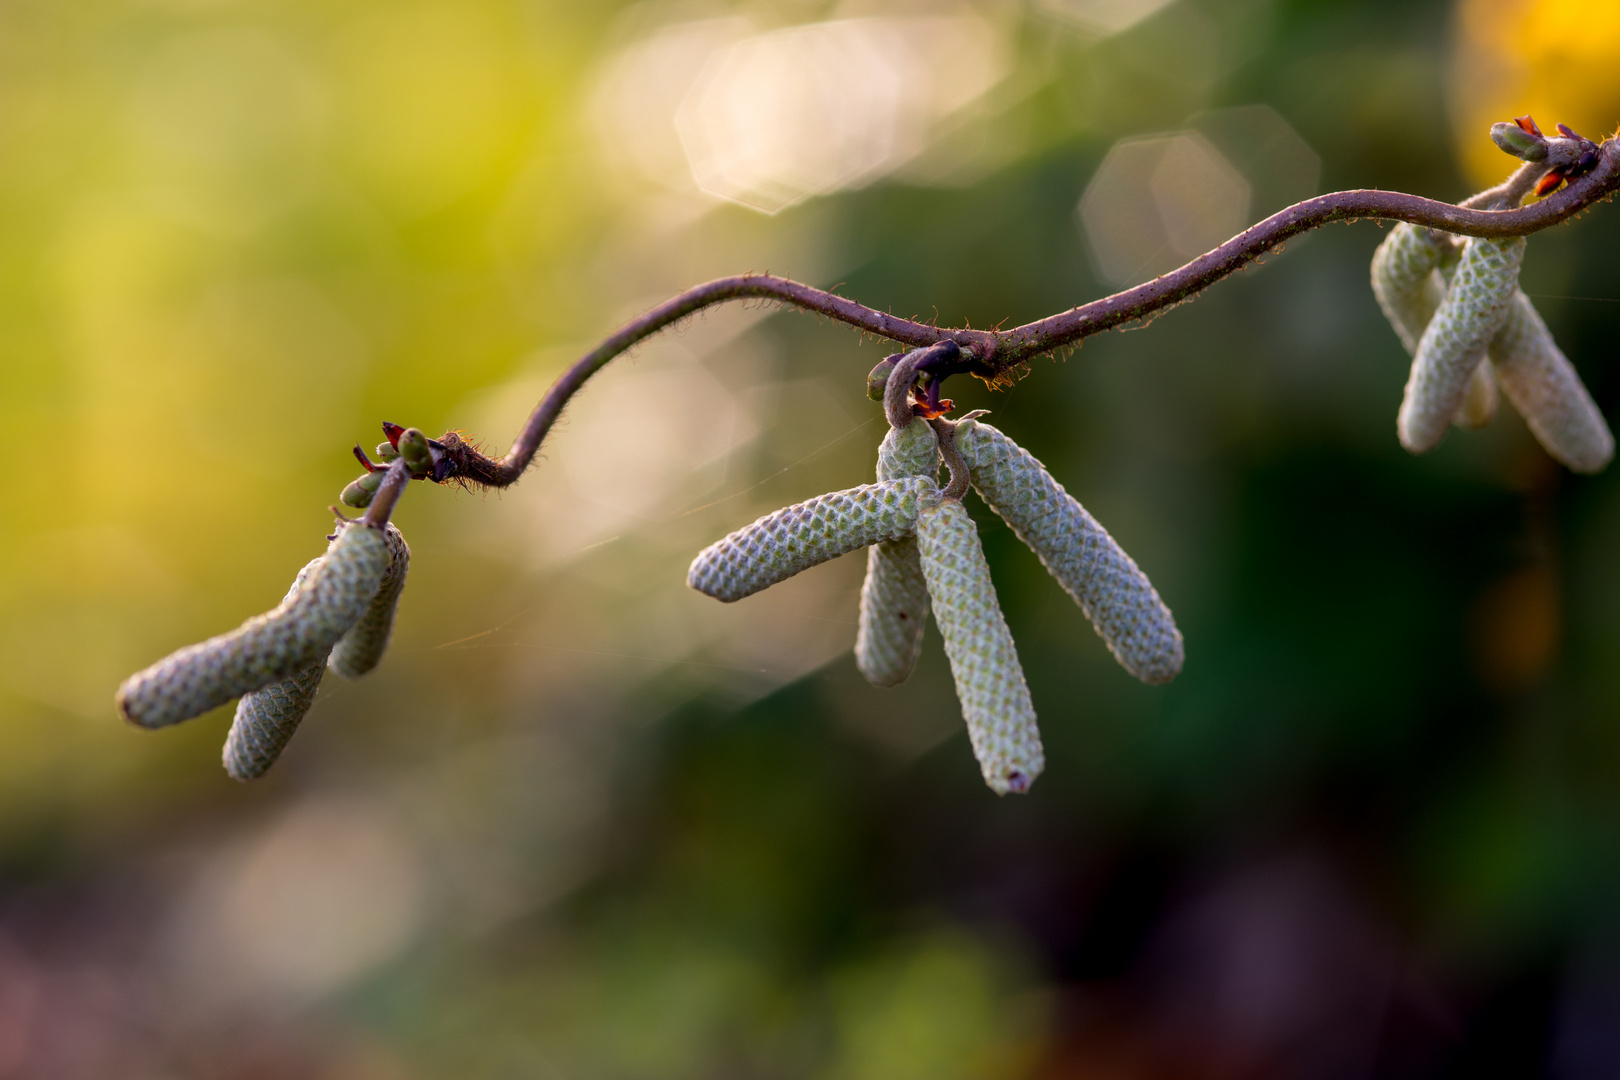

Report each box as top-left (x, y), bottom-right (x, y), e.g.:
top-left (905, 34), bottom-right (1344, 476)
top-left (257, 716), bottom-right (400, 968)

top-left (1536, 170), bottom-right (1567, 197)
top-left (1516, 115), bottom-right (1542, 136)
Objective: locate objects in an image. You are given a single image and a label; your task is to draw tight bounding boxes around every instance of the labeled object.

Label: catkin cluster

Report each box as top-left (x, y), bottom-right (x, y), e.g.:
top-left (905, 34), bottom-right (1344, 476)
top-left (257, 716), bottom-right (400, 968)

top-left (688, 410), bottom-right (1182, 795)
top-left (1371, 133), bottom-right (1613, 473)
top-left (117, 519), bottom-right (410, 781)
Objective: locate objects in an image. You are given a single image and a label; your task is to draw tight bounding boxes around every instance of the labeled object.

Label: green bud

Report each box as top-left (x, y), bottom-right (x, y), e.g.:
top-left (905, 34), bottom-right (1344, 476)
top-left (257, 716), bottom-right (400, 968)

top-left (866, 358), bottom-right (896, 402)
top-left (1491, 121), bottom-right (1549, 162)
top-left (341, 478), bottom-right (375, 508)
top-left (398, 428), bottom-right (433, 474)
top-left (375, 441), bottom-right (400, 461)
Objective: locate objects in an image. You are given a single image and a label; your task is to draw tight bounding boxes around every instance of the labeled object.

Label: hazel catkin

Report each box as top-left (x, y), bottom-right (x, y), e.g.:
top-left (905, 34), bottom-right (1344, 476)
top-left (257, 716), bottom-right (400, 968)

top-left (330, 523), bottom-right (410, 679)
top-left (1490, 291), bottom-right (1615, 473)
top-left (221, 559), bottom-right (328, 782)
top-left (1397, 235), bottom-right (1525, 453)
top-left (953, 419), bottom-right (1184, 684)
top-left (222, 659), bottom-right (326, 782)
top-left (855, 420), bottom-right (939, 687)
top-left (688, 478), bottom-right (940, 603)
top-left (1371, 223), bottom-right (1451, 356)
top-left (116, 521), bottom-right (389, 729)
top-left (915, 498), bottom-right (1043, 795)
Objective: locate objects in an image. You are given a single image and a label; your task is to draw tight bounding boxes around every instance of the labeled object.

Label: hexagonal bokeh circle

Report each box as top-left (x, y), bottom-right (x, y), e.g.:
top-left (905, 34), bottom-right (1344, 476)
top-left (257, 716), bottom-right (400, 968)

top-left (1077, 107), bottom-right (1319, 287)
top-left (1078, 131), bottom-right (1250, 287)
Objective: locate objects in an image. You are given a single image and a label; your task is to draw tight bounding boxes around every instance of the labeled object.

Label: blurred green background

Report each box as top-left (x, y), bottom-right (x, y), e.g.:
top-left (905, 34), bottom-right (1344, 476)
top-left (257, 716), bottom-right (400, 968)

top-left (4, 0), bottom-right (1620, 1075)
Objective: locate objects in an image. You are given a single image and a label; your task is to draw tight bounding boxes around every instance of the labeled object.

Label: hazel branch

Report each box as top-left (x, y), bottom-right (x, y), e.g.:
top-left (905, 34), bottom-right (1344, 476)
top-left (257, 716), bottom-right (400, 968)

top-left (433, 135), bottom-right (1620, 492)
top-left (360, 459), bottom-right (412, 528)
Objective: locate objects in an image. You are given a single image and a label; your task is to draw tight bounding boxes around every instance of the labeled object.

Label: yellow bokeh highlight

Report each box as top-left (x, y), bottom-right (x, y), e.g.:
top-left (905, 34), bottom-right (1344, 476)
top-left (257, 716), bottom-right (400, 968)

top-left (1454, 0), bottom-right (1620, 183)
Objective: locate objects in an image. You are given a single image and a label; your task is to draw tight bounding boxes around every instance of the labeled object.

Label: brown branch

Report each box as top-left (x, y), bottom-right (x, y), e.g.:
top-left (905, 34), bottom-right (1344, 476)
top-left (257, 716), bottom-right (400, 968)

top-left (439, 137), bottom-right (1620, 490)
top-left (360, 459), bottom-right (412, 528)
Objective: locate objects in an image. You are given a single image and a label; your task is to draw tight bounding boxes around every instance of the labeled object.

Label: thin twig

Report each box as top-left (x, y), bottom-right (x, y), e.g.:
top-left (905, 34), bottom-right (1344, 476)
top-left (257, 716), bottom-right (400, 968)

top-left (930, 418), bottom-right (971, 501)
top-left (447, 138), bottom-right (1620, 491)
top-left (361, 459), bottom-right (412, 528)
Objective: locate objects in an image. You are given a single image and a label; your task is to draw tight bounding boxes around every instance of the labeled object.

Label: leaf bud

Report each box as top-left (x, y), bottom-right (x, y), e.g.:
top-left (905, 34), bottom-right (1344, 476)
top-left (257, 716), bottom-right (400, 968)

top-left (1491, 121), bottom-right (1549, 162)
top-left (340, 478), bottom-right (375, 508)
top-left (866, 357), bottom-right (897, 401)
top-left (398, 427), bottom-right (433, 474)
top-left (375, 441), bottom-right (400, 461)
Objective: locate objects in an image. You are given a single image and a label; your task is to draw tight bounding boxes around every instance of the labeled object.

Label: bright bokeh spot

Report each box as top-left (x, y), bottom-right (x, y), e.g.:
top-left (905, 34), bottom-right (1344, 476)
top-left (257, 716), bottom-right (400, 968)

top-left (589, 17), bottom-right (756, 198)
top-left (1453, 0), bottom-right (1620, 184)
top-left (1191, 105), bottom-right (1320, 220)
top-left (1078, 130), bottom-right (1250, 286)
top-left (172, 796), bottom-right (426, 1001)
top-left (1035, 0), bottom-right (1180, 37)
top-left (669, 17), bottom-right (1008, 213)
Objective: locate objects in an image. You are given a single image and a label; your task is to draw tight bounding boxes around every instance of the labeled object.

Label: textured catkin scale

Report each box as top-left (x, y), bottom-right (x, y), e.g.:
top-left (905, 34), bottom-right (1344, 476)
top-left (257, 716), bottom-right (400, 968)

top-left (954, 420), bottom-right (1184, 684)
top-left (1398, 235), bottom-right (1525, 454)
top-left (116, 523), bottom-right (389, 729)
top-left (1375, 229), bottom-right (1493, 431)
top-left (223, 660), bottom-right (326, 781)
top-left (876, 417), bottom-right (940, 481)
top-left (223, 558), bottom-right (329, 783)
top-left (855, 420), bottom-right (939, 686)
top-left (330, 523), bottom-right (410, 679)
top-left (915, 499), bottom-right (1043, 795)
top-left (1371, 223), bottom-right (1451, 355)
top-left (1491, 291), bottom-right (1615, 473)
top-left (688, 478), bottom-right (939, 603)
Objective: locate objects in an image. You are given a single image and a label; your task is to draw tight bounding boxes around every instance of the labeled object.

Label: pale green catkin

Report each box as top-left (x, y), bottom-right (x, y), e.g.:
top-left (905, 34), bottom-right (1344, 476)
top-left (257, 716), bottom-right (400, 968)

top-left (330, 523), bottom-right (410, 679)
top-left (1490, 291), bottom-right (1615, 473)
top-left (954, 420), bottom-right (1184, 685)
top-left (1398, 235), bottom-right (1525, 453)
top-left (222, 560), bottom-right (328, 782)
top-left (1375, 226), bottom-right (1497, 431)
top-left (223, 659), bottom-right (326, 782)
top-left (1371, 223), bottom-right (1450, 355)
top-left (856, 420), bottom-right (939, 687)
top-left (915, 499), bottom-right (1043, 795)
top-left (116, 522), bottom-right (390, 729)
top-left (688, 478), bottom-right (939, 603)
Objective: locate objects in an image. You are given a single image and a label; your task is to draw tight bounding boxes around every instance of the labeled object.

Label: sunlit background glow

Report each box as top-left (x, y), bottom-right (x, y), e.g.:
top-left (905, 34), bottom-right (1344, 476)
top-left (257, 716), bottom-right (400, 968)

top-left (0, 0), bottom-right (1619, 1074)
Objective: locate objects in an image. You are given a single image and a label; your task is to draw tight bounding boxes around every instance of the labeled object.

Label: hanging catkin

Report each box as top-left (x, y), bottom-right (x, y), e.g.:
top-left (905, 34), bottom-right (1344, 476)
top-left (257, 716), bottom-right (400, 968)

top-left (855, 420), bottom-right (938, 686)
top-left (221, 560), bottom-right (327, 782)
top-left (1397, 235), bottom-right (1525, 453)
top-left (116, 521), bottom-right (389, 729)
top-left (330, 523), bottom-right (410, 678)
top-left (915, 498), bottom-right (1043, 795)
top-left (1490, 292), bottom-right (1615, 473)
top-left (953, 419), bottom-right (1184, 684)
top-left (688, 478), bottom-right (939, 603)
top-left (1371, 223), bottom-right (1451, 355)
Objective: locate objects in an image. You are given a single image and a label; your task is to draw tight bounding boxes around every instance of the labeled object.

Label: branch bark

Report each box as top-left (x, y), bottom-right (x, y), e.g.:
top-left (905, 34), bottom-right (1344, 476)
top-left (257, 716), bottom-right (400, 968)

top-left (462, 138), bottom-right (1620, 489)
